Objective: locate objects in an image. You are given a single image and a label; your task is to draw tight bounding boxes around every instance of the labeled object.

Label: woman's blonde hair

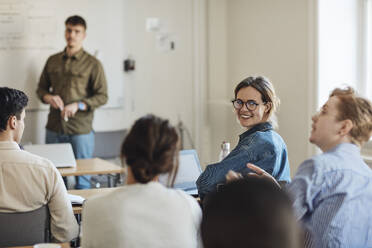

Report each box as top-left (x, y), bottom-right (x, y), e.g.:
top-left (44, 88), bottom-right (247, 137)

top-left (330, 87), bottom-right (372, 147)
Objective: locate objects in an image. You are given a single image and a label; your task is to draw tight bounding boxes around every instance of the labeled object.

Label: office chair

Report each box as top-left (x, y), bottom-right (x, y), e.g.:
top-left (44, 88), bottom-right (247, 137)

top-left (91, 129), bottom-right (127, 187)
top-left (0, 205), bottom-right (51, 247)
top-left (93, 129), bottom-right (127, 160)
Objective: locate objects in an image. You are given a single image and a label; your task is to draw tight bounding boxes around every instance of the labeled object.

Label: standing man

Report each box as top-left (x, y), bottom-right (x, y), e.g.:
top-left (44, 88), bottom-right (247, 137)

top-left (37, 15), bottom-right (108, 189)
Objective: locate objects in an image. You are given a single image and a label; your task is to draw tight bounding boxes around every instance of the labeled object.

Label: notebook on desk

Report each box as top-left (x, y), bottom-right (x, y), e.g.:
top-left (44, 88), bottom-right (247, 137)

top-left (159, 149), bottom-right (202, 195)
top-left (23, 143), bottom-right (76, 168)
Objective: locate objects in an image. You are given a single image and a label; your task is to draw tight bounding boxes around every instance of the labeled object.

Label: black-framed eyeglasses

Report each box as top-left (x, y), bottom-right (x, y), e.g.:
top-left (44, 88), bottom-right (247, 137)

top-left (232, 99), bottom-right (264, 111)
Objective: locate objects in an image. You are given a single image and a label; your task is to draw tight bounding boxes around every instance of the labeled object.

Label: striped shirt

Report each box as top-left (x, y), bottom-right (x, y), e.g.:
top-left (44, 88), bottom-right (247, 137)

top-left (286, 143), bottom-right (372, 247)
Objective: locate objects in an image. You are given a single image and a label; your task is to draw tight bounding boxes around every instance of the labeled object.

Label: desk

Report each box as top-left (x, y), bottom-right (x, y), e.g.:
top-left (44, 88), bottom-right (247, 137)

top-left (58, 158), bottom-right (123, 176)
top-left (68, 188), bottom-right (119, 214)
top-left (58, 158), bottom-right (124, 187)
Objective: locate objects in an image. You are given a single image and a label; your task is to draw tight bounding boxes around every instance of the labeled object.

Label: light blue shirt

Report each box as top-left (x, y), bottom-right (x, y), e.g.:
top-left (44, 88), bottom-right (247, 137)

top-left (287, 143), bottom-right (372, 248)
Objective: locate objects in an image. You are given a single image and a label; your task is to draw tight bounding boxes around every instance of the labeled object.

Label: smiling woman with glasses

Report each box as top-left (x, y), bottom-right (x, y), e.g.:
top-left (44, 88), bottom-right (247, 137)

top-left (196, 76), bottom-right (291, 199)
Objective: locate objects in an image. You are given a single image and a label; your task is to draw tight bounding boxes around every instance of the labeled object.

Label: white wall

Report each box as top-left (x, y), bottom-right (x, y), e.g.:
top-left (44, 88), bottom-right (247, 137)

top-left (22, 0), bottom-right (200, 156)
top-left (205, 0), bottom-right (231, 165)
top-left (0, 0), bottom-right (126, 109)
top-left (207, 0), bottom-right (316, 174)
top-left (122, 0), bottom-right (194, 126)
top-left (18, 0), bottom-right (318, 175)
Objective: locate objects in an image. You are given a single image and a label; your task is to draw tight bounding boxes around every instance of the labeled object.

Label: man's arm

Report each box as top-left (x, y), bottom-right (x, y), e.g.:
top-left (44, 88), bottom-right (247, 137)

top-left (285, 159), bottom-right (320, 221)
top-left (196, 151), bottom-right (248, 199)
top-left (44, 94), bottom-right (64, 111)
top-left (36, 59), bottom-right (52, 103)
top-left (196, 141), bottom-right (278, 199)
top-left (47, 166), bottom-right (79, 242)
top-left (83, 61), bottom-right (108, 110)
top-left (36, 59), bottom-right (64, 110)
top-left (62, 61), bottom-right (107, 118)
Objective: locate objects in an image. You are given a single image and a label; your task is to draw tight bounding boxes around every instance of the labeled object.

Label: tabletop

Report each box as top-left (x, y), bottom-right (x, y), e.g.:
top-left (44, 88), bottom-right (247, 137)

top-left (58, 158), bottom-right (124, 177)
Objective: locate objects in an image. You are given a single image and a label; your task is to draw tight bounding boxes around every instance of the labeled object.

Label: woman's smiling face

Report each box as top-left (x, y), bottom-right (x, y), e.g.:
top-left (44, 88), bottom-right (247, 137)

top-left (234, 86), bottom-right (269, 129)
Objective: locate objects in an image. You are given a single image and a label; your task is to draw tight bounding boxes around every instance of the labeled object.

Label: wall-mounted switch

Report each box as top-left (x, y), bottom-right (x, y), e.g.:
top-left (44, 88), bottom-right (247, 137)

top-left (124, 58), bottom-right (135, 72)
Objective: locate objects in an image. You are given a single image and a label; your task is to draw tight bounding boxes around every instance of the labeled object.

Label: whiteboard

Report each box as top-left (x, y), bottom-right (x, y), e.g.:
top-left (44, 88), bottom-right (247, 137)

top-left (0, 0), bottom-right (125, 109)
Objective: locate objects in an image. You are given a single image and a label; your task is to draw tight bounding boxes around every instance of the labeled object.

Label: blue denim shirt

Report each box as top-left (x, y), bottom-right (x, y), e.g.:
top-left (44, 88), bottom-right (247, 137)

top-left (196, 122), bottom-right (290, 199)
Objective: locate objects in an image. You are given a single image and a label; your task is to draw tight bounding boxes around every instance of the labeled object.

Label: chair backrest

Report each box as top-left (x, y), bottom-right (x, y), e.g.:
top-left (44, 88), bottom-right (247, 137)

top-left (0, 205), bottom-right (50, 247)
top-left (93, 129), bottom-right (127, 159)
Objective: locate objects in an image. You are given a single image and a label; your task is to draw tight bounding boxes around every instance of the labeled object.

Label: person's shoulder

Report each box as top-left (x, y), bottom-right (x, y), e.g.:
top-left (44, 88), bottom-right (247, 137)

top-left (294, 154), bottom-right (329, 186)
top-left (84, 187), bottom-right (123, 212)
top-left (296, 149), bottom-right (361, 181)
top-left (47, 51), bottom-right (64, 61)
top-left (16, 150), bottom-right (56, 170)
top-left (171, 188), bottom-right (197, 201)
top-left (310, 147), bottom-right (349, 172)
top-left (44, 52), bottom-right (64, 69)
top-left (146, 182), bottom-right (181, 198)
top-left (167, 188), bottom-right (201, 214)
top-left (296, 156), bottom-right (318, 173)
top-left (258, 128), bottom-right (285, 142)
top-left (248, 129), bottom-right (279, 147)
top-left (237, 131), bottom-right (276, 156)
top-left (82, 50), bottom-right (102, 65)
top-left (151, 183), bottom-right (198, 203)
top-left (257, 129), bottom-right (288, 152)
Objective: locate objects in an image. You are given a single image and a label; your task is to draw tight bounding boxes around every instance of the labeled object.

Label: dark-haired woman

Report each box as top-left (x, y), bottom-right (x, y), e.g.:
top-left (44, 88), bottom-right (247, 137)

top-left (197, 76), bottom-right (291, 199)
top-left (82, 115), bottom-right (202, 248)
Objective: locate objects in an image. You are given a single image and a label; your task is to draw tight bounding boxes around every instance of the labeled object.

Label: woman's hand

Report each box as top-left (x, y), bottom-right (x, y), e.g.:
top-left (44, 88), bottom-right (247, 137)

top-left (225, 170), bottom-right (243, 182)
top-left (246, 163), bottom-right (281, 188)
top-left (225, 163), bottom-right (281, 188)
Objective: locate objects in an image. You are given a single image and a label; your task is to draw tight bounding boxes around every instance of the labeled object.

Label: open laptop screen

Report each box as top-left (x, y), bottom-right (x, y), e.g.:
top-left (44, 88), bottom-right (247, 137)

top-left (158, 149), bottom-right (202, 195)
top-left (23, 143), bottom-right (76, 168)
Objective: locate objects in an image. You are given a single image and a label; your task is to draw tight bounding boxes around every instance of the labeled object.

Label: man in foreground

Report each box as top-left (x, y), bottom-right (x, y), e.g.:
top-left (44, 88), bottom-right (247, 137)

top-left (0, 87), bottom-right (78, 242)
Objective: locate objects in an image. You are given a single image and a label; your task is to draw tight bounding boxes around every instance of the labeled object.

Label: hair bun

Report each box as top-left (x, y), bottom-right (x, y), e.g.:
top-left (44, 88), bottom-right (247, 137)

top-left (121, 114), bottom-right (179, 184)
top-left (129, 158), bottom-right (154, 183)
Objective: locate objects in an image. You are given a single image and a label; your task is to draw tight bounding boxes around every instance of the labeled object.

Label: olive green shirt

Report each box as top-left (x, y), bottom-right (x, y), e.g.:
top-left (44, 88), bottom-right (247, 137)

top-left (37, 49), bottom-right (108, 135)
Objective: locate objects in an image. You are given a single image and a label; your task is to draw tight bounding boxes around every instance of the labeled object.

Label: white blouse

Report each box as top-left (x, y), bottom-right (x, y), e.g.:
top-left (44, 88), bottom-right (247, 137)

top-left (82, 182), bottom-right (202, 248)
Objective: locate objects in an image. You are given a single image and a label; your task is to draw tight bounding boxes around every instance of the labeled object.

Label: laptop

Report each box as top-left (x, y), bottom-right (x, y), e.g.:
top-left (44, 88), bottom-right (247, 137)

top-left (23, 143), bottom-right (76, 168)
top-left (159, 149), bottom-right (202, 195)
